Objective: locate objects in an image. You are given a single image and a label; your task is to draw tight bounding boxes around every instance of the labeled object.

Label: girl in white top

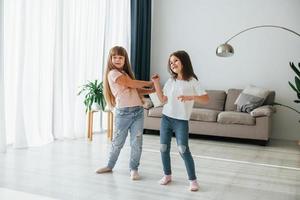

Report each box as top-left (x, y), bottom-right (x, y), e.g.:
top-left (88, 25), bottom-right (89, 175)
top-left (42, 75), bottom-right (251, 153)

top-left (152, 50), bottom-right (209, 191)
top-left (96, 46), bottom-right (154, 180)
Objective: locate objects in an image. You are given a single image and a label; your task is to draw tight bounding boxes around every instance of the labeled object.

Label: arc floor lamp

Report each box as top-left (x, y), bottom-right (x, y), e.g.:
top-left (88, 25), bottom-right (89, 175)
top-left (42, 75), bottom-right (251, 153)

top-left (216, 25), bottom-right (300, 57)
top-left (216, 25), bottom-right (300, 145)
top-left (215, 24), bottom-right (300, 110)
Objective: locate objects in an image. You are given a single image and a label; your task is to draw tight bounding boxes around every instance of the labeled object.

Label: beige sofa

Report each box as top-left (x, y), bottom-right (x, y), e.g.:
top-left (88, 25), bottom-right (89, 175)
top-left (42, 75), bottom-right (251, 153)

top-left (143, 89), bottom-right (276, 145)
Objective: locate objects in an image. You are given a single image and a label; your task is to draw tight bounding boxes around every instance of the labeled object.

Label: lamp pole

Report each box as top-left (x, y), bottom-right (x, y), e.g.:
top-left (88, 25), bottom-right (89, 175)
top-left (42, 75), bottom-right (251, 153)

top-left (224, 25), bottom-right (300, 44)
top-left (216, 25), bottom-right (300, 57)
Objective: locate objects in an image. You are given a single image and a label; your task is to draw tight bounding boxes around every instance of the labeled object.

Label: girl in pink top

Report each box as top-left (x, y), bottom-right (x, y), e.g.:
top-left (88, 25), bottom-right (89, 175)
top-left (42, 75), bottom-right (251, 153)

top-left (96, 46), bottom-right (154, 180)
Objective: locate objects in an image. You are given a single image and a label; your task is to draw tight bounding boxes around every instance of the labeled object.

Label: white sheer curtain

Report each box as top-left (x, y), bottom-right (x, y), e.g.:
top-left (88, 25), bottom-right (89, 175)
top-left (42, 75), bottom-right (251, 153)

top-left (0, 0), bottom-right (6, 152)
top-left (53, 0), bottom-right (109, 139)
top-left (3, 0), bottom-right (130, 148)
top-left (103, 0), bottom-right (131, 60)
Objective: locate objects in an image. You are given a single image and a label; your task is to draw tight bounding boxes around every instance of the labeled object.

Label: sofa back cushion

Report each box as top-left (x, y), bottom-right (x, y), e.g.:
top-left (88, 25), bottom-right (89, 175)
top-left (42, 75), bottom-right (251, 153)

top-left (225, 89), bottom-right (276, 111)
top-left (224, 89), bottom-right (242, 111)
top-left (194, 90), bottom-right (226, 111)
top-left (190, 108), bottom-right (220, 122)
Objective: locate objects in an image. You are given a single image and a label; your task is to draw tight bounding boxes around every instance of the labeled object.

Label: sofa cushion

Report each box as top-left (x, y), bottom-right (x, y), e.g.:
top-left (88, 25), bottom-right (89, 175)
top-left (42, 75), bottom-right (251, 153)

top-left (235, 85), bottom-right (270, 113)
top-left (149, 93), bottom-right (164, 107)
top-left (224, 89), bottom-right (242, 111)
top-left (194, 90), bottom-right (226, 111)
top-left (225, 89), bottom-right (275, 111)
top-left (148, 107), bottom-right (163, 117)
top-left (217, 111), bottom-right (255, 125)
top-left (190, 108), bottom-right (220, 122)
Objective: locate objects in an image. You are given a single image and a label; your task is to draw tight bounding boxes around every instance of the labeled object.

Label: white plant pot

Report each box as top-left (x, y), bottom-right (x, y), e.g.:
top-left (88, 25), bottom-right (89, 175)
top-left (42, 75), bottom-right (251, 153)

top-left (91, 103), bottom-right (101, 111)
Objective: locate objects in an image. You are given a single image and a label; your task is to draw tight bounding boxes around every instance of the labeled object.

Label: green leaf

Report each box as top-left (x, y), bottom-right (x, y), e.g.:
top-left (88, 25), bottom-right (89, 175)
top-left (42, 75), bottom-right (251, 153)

top-left (295, 76), bottom-right (300, 91)
top-left (290, 62), bottom-right (300, 78)
top-left (90, 96), bottom-right (94, 105)
top-left (288, 81), bottom-right (299, 93)
top-left (100, 98), bottom-right (106, 111)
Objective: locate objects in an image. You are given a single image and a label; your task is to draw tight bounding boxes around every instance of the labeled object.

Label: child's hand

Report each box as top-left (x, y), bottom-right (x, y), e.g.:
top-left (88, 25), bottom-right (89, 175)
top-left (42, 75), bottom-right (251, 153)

top-left (152, 74), bottom-right (159, 79)
top-left (151, 74), bottom-right (160, 82)
top-left (177, 95), bottom-right (194, 102)
top-left (148, 81), bottom-right (154, 87)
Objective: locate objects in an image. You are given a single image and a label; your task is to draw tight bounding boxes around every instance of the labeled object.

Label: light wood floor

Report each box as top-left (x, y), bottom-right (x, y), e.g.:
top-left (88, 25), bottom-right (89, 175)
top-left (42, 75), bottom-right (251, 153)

top-left (0, 133), bottom-right (299, 200)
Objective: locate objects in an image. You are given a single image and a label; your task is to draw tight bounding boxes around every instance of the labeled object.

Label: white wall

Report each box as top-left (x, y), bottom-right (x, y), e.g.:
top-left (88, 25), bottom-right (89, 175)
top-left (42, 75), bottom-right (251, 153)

top-left (151, 0), bottom-right (300, 141)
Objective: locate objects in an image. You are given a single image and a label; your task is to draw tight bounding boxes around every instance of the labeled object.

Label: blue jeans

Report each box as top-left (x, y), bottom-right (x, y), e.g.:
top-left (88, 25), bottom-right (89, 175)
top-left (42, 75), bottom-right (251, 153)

top-left (160, 114), bottom-right (197, 180)
top-left (107, 106), bottom-right (144, 171)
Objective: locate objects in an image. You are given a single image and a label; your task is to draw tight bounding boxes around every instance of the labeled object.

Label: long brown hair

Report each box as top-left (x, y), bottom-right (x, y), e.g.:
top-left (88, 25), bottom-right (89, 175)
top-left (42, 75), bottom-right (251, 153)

top-left (103, 46), bottom-right (135, 108)
top-left (168, 50), bottom-right (198, 81)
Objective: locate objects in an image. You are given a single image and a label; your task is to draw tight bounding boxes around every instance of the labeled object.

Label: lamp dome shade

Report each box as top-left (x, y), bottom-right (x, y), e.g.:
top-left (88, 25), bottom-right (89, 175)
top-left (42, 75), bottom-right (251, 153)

top-left (216, 43), bottom-right (234, 57)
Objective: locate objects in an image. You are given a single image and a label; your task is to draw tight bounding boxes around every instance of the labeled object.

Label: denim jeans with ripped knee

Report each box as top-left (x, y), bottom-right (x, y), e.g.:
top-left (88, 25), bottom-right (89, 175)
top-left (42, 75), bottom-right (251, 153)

top-left (160, 114), bottom-right (197, 180)
top-left (107, 106), bottom-right (144, 171)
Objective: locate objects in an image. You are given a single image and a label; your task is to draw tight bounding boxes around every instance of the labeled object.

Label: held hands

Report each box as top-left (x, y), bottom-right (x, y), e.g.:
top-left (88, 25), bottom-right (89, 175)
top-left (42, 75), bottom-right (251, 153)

top-left (146, 76), bottom-right (155, 93)
top-left (177, 95), bottom-right (194, 102)
top-left (149, 87), bottom-right (156, 93)
top-left (148, 80), bottom-right (154, 87)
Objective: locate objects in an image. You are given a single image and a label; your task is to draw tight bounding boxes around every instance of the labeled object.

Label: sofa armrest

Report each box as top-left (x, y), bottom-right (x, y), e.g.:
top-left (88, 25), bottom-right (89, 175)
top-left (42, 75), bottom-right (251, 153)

top-left (250, 105), bottom-right (276, 117)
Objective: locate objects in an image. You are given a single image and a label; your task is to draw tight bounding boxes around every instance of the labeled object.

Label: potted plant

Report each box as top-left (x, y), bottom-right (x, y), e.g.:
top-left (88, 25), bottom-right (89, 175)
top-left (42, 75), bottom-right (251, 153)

top-left (274, 62), bottom-right (300, 118)
top-left (274, 62), bottom-right (300, 145)
top-left (288, 62), bottom-right (300, 104)
top-left (78, 80), bottom-right (106, 112)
